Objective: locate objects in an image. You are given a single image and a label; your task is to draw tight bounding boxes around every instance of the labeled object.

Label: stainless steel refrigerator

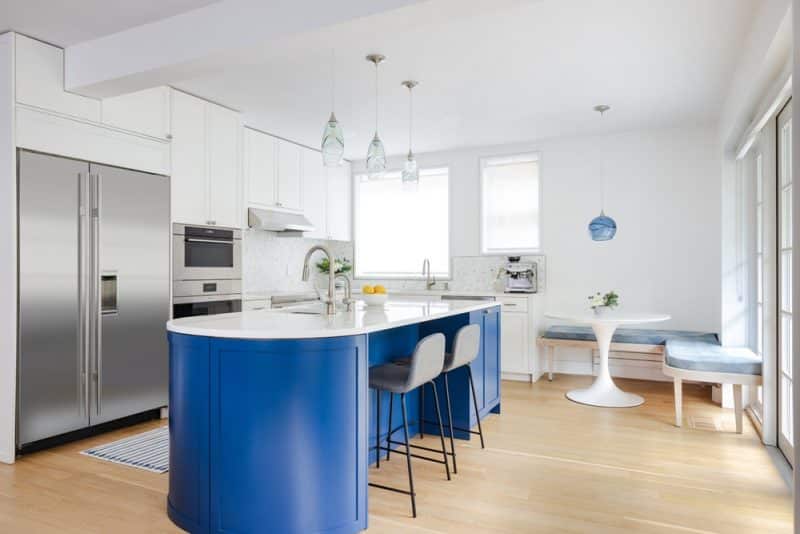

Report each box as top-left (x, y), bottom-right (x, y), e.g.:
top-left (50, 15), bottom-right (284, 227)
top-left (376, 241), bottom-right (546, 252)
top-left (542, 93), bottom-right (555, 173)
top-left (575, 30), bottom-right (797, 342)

top-left (17, 150), bottom-right (170, 447)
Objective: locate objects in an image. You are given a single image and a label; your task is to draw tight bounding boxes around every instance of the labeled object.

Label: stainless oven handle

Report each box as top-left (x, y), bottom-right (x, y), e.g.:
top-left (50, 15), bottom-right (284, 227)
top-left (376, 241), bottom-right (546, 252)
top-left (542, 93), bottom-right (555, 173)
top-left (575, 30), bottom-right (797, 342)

top-left (184, 238), bottom-right (233, 244)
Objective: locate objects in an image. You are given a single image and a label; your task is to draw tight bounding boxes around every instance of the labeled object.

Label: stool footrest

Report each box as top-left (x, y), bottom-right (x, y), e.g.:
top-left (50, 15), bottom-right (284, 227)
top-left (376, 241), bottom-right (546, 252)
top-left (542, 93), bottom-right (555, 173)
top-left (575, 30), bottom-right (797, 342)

top-left (421, 418), bottom-right (482, 436)
top-left (385, 441), bottom-right (449, 465)
top-left (368, 482), bottom-right (415, 497)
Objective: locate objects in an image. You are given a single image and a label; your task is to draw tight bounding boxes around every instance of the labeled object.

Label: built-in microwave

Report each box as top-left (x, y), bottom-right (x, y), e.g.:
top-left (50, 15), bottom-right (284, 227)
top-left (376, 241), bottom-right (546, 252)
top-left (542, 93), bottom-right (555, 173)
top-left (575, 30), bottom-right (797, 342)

top-left (172, 223), bottom-right (241, 281)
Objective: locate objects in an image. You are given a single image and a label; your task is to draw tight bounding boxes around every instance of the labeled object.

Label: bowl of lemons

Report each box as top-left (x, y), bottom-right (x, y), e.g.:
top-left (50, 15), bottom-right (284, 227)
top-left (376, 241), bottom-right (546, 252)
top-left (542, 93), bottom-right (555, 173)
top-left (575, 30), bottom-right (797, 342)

top-left (361, 284), bottom-right (388, 307)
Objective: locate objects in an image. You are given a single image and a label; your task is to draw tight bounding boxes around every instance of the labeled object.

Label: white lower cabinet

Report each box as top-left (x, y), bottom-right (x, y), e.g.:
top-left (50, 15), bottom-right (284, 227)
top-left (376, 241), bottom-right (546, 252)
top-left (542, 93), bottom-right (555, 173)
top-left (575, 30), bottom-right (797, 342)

top-left (501, 311), bottom-right (530, 374)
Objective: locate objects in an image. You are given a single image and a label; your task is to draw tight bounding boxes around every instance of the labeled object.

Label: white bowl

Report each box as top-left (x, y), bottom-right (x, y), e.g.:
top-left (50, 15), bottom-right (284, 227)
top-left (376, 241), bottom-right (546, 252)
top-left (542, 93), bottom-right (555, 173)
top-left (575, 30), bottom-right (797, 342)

top-left (361, 293), bottom-right (388, 307)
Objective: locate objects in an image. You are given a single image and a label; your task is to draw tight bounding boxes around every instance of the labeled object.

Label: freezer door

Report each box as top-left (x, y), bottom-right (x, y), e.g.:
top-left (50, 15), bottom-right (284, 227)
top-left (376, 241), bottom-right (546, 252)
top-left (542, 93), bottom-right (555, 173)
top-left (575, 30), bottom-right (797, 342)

top-left (90, 163), bottom-right (170, 425)
top-left (17, 151), bottom-right (90, 446)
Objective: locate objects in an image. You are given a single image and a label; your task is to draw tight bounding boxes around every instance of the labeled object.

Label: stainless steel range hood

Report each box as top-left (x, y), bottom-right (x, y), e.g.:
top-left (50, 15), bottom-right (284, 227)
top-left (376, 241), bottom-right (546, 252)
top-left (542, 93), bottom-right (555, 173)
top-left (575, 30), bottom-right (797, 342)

top-left (248, 207), bottom-right (314, 235)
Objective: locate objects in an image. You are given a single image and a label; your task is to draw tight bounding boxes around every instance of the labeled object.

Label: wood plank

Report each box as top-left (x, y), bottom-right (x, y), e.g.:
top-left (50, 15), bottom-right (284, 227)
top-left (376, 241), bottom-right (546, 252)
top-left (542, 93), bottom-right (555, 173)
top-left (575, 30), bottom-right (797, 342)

top-left (0, 377), bottom-right (791, 533)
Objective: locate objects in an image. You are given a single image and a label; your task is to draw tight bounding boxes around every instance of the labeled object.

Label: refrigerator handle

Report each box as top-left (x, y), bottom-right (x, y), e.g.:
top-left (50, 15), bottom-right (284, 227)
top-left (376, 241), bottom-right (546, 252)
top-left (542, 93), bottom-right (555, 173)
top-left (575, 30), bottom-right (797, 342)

top-left (91, 173), bottom-right (102, 416)
top-left (78, 172), bottom-right (89, 418)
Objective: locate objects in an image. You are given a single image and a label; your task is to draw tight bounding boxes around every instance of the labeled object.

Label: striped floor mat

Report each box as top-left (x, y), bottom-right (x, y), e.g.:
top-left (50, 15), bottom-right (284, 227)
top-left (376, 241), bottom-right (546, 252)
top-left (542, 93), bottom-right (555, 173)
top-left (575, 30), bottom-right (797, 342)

top-left (81, 426), bottom-right (169, 473)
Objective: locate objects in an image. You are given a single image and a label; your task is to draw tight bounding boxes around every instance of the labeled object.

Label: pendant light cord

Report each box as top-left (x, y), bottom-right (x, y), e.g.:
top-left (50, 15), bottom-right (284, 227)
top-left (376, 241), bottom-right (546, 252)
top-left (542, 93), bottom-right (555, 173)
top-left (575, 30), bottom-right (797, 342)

top-left (330, 49), bottom-right (336, 111)
top-left (374, 63), bottom-right (379, 133)
top-left (408, 85), bottom-right (413, 151)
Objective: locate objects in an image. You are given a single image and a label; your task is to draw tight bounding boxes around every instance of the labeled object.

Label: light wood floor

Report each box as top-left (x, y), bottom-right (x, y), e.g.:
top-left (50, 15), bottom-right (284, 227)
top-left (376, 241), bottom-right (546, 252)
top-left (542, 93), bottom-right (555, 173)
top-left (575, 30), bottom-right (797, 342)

top-left (0, 375), bottom-right (792, 533)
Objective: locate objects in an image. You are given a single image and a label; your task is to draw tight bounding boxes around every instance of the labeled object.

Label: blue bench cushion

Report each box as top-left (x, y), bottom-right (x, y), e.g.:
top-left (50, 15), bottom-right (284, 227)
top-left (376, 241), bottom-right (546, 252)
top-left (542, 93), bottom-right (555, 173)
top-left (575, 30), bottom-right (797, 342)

top-left (665, 338), bottom-right (762, 375)
top-left (543, 325), bottom-right (719, 346)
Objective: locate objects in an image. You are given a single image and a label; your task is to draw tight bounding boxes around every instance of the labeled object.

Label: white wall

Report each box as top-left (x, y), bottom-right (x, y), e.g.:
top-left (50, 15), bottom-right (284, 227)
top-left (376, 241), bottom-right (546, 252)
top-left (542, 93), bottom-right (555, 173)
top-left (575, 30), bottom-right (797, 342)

top-left (367, 126), bottom-right (722, 338)
top-left (0, 33), bottom-right (16, 464)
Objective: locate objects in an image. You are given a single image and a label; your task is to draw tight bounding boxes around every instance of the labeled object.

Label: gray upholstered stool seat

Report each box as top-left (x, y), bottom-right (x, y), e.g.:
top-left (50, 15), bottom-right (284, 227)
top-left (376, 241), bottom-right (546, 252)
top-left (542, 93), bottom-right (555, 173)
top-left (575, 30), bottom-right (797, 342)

top-left (665, 339), bottom-right (762, 375)
top-left (369, 363), bottom-right (416, 393)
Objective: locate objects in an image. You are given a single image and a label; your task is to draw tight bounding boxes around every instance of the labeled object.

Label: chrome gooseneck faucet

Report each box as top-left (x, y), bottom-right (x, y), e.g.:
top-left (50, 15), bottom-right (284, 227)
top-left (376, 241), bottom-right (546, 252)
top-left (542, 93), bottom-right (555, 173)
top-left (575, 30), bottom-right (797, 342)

top-left (302, 245), bottom-right (337, 315)
top-left (422, 258), bottom-right (436, 290)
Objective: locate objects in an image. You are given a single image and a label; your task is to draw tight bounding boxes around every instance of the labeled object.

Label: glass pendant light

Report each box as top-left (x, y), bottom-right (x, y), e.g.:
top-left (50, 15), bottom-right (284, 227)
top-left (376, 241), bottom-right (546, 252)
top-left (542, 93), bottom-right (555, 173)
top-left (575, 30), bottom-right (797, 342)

top-left (588, 105), bottom-right (618, 242)
top-left (401, 80), bottom-right (419, 188)
top-left (365, 54), bottom-right (387, 179)
top-left (321, 50), bottom-right (344, 167)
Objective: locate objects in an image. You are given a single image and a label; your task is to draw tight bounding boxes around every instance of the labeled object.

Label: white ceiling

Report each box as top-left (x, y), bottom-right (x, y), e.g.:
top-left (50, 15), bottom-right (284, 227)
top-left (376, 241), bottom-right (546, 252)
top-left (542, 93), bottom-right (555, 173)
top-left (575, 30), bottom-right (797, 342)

top-left (0, 0), bottom-right (217, 46)
top-left (171, 0), bottom-right (759, 159)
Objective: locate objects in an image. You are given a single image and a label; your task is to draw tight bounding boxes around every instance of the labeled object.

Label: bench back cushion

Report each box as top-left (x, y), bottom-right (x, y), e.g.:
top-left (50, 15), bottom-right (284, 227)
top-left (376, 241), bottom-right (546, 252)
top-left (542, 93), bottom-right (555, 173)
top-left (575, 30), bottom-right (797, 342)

top-left (543, 325), bottom-right (719, 346)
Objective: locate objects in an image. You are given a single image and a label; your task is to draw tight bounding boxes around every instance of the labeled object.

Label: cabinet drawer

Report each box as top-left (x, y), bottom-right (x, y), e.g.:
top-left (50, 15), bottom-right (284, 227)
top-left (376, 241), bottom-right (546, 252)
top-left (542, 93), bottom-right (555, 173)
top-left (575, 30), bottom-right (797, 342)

top-left (497, 296), bottom-right (528, 312)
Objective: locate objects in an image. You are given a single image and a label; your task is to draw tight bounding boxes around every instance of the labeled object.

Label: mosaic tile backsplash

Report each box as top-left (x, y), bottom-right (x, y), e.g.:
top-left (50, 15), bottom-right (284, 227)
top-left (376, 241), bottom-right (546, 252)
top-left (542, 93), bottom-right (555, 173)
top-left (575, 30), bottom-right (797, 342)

top-left (243, 230), bottom-right (545, 295)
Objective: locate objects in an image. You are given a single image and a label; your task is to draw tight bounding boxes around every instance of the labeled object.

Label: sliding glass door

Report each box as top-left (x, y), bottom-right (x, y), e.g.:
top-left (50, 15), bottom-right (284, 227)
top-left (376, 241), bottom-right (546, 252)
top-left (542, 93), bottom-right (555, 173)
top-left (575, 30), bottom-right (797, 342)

top-left (777, 100), bottom-right (793, 463)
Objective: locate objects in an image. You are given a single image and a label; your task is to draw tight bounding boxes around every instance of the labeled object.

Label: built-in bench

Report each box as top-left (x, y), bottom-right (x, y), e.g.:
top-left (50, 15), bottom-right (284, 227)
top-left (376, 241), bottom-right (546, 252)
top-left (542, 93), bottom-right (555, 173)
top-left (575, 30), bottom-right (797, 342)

top-left (663, 338), bottom-right (762, 433)
top-left (536, 326), bottom-right (719, 381)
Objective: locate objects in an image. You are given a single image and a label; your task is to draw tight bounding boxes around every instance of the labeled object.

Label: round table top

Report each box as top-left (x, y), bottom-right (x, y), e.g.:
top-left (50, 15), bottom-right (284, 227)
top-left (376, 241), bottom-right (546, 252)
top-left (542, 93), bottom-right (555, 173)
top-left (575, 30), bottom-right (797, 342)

top-left (544, 311), bottom-right (670, 325)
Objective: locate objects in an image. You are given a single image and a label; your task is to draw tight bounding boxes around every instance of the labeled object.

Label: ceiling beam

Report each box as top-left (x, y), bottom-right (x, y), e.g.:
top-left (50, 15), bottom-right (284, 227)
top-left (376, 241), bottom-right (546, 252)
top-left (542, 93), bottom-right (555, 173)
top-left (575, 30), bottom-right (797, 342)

top-left (64, 0), bottom-right (424, 98)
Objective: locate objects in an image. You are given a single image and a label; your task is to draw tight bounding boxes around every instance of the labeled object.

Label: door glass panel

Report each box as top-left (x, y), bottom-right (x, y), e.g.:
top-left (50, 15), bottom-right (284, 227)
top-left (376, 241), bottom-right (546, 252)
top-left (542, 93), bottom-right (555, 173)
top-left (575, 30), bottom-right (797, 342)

top-left (777, 100), bottom-right (793, 462)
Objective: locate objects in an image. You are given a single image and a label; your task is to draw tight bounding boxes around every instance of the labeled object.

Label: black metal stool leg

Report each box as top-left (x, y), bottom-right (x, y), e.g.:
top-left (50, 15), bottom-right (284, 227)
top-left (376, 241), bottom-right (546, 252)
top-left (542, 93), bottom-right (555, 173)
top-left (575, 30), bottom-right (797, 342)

top-left (419, 383), bottom-right (424, 439)
top-left (467, 366), bottom-right (485, 449)
top-left (401, 393), bottom-right (417, 518)
top-left (443, 373), bottom-right (457, 474)
top-left (376, 388), bottom-right (381, 468)
top-left (386, 391), bottom-right (394, 462)
top-left (429, 381), bottom-right (451, 481)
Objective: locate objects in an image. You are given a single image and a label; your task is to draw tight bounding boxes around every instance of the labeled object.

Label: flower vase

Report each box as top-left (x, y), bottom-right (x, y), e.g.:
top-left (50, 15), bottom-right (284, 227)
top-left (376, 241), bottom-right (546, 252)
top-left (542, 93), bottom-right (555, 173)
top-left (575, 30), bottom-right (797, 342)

top-left (592, 305), bottom-right (608, 316)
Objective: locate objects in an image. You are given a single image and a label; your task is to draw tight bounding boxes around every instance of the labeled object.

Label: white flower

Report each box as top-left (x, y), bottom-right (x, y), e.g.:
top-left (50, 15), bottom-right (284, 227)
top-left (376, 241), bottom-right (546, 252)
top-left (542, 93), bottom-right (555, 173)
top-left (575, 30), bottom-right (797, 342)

top-left (589, 294), bottom-right (605, 307)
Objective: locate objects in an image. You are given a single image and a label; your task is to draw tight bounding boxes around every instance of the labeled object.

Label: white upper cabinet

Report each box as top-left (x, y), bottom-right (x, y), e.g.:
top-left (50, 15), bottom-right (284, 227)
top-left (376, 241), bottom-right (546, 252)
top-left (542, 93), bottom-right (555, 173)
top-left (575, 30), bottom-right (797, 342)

top-left (101, 87), bottom-right (171, 139)
top-left (244, 128), bottom-right (276, 207)
top-left (15, 34), bottom-right (100, 122)
top-left (171, 91), bottom-right (208, 225)
top-left (206, 104), bottom-right (242, 228)
top-left (171, 90), bottom-right (242, 228)
top-left (276, 139), bottom-right (303, 211)
top-left (326, 162), bottom-right (352, 241)
top-left (302, 149), bottom-right (327, 239)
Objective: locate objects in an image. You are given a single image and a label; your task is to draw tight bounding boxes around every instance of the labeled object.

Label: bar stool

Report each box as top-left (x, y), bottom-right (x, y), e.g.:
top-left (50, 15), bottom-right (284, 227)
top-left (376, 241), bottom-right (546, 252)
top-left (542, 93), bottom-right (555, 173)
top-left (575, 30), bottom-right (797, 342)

top-left (369, 333), bottom-right (450, 518)
top-left (440, 324), bottom-right (485, 474)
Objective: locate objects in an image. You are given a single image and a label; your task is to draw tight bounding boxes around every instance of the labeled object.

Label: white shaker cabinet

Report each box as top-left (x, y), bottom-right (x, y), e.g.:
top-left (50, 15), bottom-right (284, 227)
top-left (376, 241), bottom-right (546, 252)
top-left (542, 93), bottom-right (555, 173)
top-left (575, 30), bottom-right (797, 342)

top-left (171, 90), bottom-right (242, 227)
top-left (302, 150), bottom-right (327, 239)
top-left (500, 311), bottom-right (530, 374)
top-left (244, 128), bottom-right (277, 207)
top-left (101, 87), bottom-right (171, 140)
top-left (15, 34), bottom-right (100, 122)
top-left (171, 91), bottom-right (208, 225)
top-left (276, 139), bottom-right (303, 211)
top-left (326, 162), bottom-right (352, 241)
top-left (206, 104), bottom-right (242, 228)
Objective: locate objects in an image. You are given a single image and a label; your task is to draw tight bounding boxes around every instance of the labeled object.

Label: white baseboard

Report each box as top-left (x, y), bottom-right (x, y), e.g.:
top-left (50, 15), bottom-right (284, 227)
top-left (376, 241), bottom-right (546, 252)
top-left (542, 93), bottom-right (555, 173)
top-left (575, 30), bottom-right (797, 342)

top-left (502, 372), bottom-right (533, 382)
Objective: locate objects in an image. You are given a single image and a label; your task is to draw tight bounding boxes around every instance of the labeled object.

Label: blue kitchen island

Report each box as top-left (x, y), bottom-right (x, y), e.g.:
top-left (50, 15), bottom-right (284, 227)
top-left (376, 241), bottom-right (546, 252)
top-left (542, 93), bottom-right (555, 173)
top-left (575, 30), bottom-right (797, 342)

top-left (166, 299), bottom-right (501, 534)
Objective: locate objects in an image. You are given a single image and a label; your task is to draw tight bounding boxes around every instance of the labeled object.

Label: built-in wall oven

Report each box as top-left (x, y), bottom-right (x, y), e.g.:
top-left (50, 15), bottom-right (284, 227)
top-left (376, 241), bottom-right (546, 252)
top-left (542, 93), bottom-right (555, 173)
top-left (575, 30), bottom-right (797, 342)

top-left (173, 223), bottom-right (241, 281)
top-left (172, 224), bottom-right (242, 318)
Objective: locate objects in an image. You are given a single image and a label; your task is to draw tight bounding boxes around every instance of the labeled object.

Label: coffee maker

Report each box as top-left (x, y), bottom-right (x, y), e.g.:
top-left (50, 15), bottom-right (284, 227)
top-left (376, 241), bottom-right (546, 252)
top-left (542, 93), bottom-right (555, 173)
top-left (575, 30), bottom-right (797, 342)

top-left (503, 256), bottom-right (537, 293)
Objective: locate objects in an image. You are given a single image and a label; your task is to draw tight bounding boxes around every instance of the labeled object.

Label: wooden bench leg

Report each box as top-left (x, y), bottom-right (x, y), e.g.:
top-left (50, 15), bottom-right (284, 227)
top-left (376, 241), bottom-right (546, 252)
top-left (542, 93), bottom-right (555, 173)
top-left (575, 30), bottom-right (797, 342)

top-left (733, 384), bottom-right (743, 434)
top-left (547, 346), bottom-right (554, 381)
top-left (673, 378), bottom-right (682, 427)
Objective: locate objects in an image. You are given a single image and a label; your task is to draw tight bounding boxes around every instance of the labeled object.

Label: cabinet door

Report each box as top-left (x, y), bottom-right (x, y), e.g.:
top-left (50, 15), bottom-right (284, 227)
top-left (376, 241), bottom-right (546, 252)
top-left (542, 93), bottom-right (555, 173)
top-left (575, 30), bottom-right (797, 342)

top-left (500, 312), bottom-right (529, 373)
top-left (302, 149), bottom-right (327, 238)
top-left (15, 34), bottom-right (100, 122)
top-left (206, 104), bottom-right (241, 228)
top-left (101, 87), bottom-right (171, 139)
top-left (171, 91), bottom-right (208, 225)
top-left (276, 139), bottom-right (303, 211)
top-left (326, 162), bottom-right (352, 241)
top-left (244, 128), bottom-right (276, 208)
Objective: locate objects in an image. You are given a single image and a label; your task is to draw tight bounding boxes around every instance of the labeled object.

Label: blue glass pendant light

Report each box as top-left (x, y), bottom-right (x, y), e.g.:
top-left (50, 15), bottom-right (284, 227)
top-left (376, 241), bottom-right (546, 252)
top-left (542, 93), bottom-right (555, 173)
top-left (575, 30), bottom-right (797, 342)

top-left (589, 210), bottom-right (617, 241)
top-left (365, 54), bottom-right (387, 179)
top-left (588, 104), bottom-right (617, 242)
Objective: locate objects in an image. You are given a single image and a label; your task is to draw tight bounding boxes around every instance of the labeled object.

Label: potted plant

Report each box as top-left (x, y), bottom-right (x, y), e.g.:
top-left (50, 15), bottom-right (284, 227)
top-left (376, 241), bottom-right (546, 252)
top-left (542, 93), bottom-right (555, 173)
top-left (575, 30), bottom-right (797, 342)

top-left (316, 257), bottom-right (352, 288)
top-left (588, 290), bottom-right (619, 315)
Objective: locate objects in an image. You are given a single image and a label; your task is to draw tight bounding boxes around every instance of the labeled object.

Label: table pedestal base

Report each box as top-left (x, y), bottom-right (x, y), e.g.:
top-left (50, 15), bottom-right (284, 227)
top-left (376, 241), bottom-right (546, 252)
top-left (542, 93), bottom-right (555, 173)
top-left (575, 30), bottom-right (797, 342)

top-left (566, 377), bottom-right (644, 408)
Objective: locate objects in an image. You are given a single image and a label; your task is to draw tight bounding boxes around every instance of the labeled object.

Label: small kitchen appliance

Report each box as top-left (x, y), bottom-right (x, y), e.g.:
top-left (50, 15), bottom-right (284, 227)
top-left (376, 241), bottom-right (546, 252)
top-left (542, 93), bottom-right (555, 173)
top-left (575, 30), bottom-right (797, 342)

top-left (503, 257), bottom-right (538, 293)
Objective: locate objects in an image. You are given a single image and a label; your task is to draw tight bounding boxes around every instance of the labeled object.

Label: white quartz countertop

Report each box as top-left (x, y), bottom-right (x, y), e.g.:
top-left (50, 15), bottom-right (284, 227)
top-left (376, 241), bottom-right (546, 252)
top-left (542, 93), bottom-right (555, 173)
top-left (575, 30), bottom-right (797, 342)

top-left (167, 299), bottom-right (500, 339)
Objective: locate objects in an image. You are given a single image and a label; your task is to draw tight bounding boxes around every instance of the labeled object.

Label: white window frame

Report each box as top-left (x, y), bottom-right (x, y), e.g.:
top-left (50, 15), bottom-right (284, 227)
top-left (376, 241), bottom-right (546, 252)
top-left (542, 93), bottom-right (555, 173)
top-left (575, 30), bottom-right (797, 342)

top-left (353, 166), bottom-right (451, 280)
top-left (479, 152), bottom-right (543, 256)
